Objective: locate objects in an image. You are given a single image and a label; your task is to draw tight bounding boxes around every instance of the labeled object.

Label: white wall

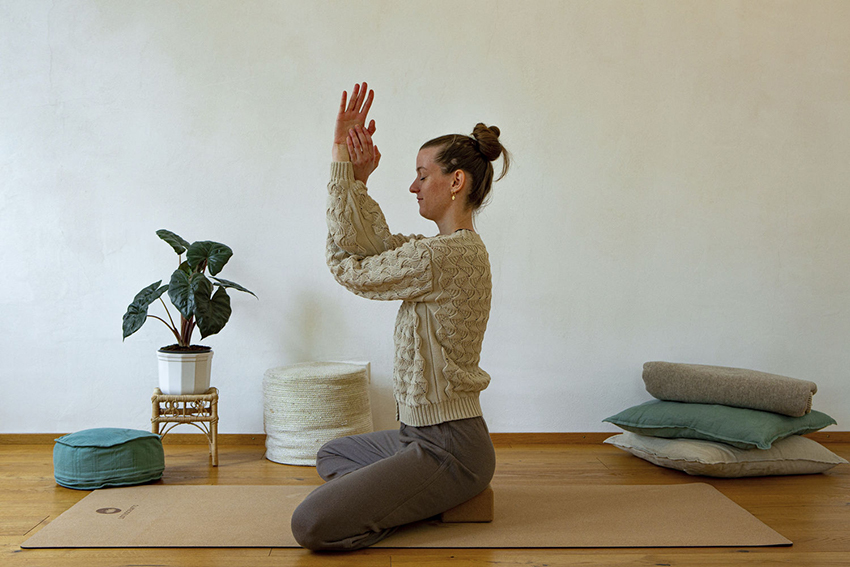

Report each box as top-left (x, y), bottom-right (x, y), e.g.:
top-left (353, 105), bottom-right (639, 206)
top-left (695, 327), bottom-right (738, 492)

top-left (2, 0), bottom-right (848, 434)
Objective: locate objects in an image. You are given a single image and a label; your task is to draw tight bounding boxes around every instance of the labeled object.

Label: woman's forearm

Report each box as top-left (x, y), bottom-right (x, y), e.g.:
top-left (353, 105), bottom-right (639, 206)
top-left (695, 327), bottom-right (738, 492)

top-left (333, 143), bottom-right (350, 162)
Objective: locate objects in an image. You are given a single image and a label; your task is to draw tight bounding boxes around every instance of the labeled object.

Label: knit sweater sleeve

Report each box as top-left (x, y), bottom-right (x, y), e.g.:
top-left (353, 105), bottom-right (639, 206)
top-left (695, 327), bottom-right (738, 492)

top-left (327, 162), bottom-right (420, 256)
top-left (326, 162), bottom-right (433, 301)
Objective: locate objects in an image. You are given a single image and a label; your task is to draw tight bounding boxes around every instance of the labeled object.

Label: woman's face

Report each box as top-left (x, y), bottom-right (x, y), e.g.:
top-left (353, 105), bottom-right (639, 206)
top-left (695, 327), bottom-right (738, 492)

top-left (410, 146), bottom-right (456, 222)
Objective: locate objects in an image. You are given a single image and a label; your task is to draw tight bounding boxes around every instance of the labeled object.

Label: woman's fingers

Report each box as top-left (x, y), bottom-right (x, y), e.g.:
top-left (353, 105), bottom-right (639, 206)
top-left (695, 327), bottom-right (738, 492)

top-left (355, 82), bottom-right (366, 108)
top-left (346, 82), bottom-right (373, 117)
top-left (347, 125), bottom-right (379, 166)
top-left (348, 129), bottom-right (367, 156)
top-left (352, 124), bottom-right (373, 151)
top-left (359, 86), bottom-right (373, 118)
top-left (347, 130), bottom-right (360, 153)
top-left (338, 82), bottom-right (374, 128)
top-left (347, 83), bottom-right (361, 113)
top-left (334, 82), bottom-right (374, 153)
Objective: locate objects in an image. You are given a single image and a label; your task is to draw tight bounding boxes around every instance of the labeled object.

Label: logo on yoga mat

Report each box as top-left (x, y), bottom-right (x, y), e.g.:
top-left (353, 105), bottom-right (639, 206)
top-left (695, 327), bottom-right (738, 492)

top-left (96, 508), bottom-right (121, 515)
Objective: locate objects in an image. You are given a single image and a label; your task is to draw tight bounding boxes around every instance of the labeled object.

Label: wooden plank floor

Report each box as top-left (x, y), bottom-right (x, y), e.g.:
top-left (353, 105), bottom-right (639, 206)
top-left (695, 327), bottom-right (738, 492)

top-left (2, 438), bottom-right (848, 566)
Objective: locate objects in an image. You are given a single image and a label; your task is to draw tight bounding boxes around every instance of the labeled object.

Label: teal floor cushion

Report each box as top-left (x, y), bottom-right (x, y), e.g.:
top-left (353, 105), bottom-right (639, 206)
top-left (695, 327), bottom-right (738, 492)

top-left (53, 428), bottom-right (165, 490)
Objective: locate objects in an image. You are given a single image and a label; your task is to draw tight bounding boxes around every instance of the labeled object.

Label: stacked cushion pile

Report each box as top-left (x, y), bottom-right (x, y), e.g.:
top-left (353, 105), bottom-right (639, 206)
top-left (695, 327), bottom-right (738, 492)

top-left (603, 362), bottom-right (847, 477)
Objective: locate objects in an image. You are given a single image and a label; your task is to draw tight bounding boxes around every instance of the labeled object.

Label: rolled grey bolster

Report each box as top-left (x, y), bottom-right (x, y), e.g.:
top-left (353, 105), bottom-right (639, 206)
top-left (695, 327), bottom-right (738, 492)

top-left (642, 361), bottom-right (817, 417)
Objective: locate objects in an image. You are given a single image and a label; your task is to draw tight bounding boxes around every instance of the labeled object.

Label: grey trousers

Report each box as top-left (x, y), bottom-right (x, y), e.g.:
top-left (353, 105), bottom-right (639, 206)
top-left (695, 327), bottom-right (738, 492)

top-left (290, 416), bottom-right (496, 551)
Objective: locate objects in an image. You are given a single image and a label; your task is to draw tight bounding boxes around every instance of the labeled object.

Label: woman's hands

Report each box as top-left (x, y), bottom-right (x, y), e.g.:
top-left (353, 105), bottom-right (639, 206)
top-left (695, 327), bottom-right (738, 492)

top-left (333, 82), bottom-right (376, 163)
top-left (347, 124), bottom-right (381, 184)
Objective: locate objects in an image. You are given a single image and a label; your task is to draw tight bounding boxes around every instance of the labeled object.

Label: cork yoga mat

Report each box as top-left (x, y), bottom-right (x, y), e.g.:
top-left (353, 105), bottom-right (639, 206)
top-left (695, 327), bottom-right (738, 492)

top-left (22, 483), bottom-right (791, 549)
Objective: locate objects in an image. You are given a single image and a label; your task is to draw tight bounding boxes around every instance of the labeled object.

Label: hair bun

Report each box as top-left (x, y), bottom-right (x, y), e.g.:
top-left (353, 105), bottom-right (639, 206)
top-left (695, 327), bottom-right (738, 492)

top-left (471, 123), bottom-right (502, 161)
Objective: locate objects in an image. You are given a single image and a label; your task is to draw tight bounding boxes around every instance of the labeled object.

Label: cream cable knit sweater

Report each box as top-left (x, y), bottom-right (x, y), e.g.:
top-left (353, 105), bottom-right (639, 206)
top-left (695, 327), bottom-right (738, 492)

top-left (326, 162), bottom-right (492, 427)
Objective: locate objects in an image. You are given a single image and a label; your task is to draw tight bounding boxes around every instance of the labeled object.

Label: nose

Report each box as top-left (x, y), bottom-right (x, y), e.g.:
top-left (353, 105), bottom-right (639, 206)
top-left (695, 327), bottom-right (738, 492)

top-left (409, 182), bottom-right (418, 194)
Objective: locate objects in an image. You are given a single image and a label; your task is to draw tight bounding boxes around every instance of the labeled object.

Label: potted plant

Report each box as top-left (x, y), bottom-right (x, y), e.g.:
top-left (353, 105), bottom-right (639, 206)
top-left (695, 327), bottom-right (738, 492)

top-left (123, 229), bottom-right (256, 394)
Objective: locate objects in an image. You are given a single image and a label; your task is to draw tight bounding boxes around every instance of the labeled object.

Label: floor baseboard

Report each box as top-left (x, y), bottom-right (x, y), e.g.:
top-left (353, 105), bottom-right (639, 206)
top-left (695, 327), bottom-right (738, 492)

top-left (1, 431), bottom-right (847, 445)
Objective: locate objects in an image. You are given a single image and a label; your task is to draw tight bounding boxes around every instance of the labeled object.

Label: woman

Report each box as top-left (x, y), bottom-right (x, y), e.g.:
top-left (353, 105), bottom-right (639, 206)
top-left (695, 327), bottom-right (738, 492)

top-left (291, 82), bottom-right (510, 551)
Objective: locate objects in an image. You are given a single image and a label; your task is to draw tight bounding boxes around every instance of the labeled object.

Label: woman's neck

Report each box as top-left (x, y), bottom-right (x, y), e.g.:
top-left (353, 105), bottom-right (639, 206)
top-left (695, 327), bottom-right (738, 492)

top-left (437, 215), bottom-right (474, 236)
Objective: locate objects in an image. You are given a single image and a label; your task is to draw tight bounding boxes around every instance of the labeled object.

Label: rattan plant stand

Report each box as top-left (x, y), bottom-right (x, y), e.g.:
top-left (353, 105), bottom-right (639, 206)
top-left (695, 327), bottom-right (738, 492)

top-left (151, 387), bottom-right (219, 466)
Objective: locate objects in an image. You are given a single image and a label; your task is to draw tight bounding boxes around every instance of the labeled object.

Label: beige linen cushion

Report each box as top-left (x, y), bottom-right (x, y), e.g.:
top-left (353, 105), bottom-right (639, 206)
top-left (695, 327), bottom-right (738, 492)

top-left (643, 361), bottom-right (817, 417)
top-left (604, 431), bottom-right (847, 478)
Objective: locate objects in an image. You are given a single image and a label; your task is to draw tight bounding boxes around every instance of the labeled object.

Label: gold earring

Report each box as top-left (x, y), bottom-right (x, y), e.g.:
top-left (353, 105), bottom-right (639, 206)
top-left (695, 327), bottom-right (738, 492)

top-left (451, 192), bottom-right (456, 201)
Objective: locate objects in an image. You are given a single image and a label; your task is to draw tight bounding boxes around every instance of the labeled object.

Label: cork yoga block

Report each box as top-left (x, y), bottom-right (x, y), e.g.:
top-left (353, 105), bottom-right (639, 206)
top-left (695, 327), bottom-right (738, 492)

top-left (440, 485), bottom-right (494, 523)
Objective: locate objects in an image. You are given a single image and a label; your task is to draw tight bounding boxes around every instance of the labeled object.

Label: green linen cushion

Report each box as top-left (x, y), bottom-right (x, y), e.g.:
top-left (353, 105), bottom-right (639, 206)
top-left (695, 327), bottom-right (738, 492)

top-left (53, 428), bottom-right (165, 490)
top-left (604, 431), bottom-right (848, 477)
top-left (603, 400), bottom-right (836, 450)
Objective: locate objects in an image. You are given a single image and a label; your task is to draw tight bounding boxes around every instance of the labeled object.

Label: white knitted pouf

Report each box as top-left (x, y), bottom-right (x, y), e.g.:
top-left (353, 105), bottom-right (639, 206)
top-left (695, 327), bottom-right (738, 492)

top-left (263, 361), bottom-right (373, 465)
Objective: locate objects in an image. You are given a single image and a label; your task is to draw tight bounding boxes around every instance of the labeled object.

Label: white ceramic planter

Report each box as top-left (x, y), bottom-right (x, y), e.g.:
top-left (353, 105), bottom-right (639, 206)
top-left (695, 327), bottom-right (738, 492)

top-left (157, 349), bottom-right (213, 394)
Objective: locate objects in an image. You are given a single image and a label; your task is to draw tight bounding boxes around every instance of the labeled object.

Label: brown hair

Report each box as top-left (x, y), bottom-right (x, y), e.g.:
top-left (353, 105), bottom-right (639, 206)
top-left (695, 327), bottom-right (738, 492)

top-left (421, 123), bottom-right (510, 211)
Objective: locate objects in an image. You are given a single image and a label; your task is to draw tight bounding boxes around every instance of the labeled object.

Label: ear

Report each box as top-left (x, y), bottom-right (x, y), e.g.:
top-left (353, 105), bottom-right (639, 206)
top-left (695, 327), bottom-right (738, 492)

top-left (452, 169), bottom-right (466, 189)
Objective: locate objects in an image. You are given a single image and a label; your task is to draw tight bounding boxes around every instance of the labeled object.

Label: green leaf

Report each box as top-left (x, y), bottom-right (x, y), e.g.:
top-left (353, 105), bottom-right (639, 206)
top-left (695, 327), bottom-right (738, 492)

top-left (122, 281), bottom-right (168, 339)
top-left (168, 269), bottom-right (195, 320)
top-left (156, 230), bottom-right (191, 255)
top-left (212, 277), bottom-right (257, 298)
top-left (169, 269), bottom-right (217, 322)
top-left (196, 286), bottom-right (231, 339)
top-left (191, 273), bottom-right (214, 309)
top-left (187, 241), bottom-right (233, 276)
